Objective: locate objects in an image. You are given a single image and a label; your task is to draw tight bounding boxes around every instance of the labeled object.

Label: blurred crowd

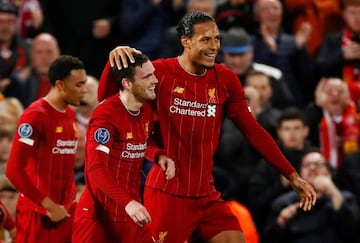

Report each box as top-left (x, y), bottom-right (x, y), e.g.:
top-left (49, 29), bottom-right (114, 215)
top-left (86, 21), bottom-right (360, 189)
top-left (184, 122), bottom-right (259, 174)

top-left (0, 0), bottom-right (360, 242)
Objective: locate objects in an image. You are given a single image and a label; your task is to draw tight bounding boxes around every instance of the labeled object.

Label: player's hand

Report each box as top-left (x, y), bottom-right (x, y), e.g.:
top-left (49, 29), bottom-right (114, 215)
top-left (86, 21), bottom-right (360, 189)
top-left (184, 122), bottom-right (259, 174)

top-left (158, 154), bottom-right (176, 180)
top-left (109, 46), bottom-right (142, 70)
top-left (125, 200), bottom-right (152, 227)
top-left (41, 197), bottom-right (70, 222)
top-left (288, 172), bottom-right (316, 211)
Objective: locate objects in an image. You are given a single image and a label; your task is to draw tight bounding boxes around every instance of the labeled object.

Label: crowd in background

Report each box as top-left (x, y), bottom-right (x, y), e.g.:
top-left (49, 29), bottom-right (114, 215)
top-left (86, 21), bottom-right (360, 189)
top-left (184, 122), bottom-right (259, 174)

top-left (0, 0), bottom-right (360, 242)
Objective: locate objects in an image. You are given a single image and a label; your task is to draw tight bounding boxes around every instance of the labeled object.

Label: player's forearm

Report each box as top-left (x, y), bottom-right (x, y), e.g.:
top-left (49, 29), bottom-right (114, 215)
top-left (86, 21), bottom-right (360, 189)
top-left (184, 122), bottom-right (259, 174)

top-left (231, 102), bottom-right (295, 177)
top-left (87, 165), bottom-right (132, 207)
top-left (145, 144), bottom-right (165, 163)
top-left (87, 151), bottom-right (132, 207)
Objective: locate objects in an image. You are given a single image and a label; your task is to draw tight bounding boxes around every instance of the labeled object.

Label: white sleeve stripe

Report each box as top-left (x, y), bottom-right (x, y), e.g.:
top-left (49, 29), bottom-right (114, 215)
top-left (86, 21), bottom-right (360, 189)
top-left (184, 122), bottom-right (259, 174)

top-left (19, 137), bottom-right (34, 146)
top-left (95, 144), bottom-right (110, 154)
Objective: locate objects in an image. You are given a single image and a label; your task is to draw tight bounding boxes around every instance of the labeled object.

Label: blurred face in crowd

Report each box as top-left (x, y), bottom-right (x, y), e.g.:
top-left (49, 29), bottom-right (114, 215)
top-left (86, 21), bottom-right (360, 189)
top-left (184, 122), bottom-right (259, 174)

top-left (256, 0), bottom-right (282, 31)
top-left (0, 189), bottom-right (18, 218)
top-left (223, 50), bottom-right (253, 75)
top-left (343, 4), bottom-right (360, 34)
top-left (323, 78), bottom-right (350, 116)
top-left (31, 33), bottom-right (60, 78)
top-left (0, 12), bottom-right (16, 43)
top-left (0, 131), bottom-right (13, 163)
top-left (74, 75), bottom-right (99, 119)
top-left (300, 152), bottom-right (330, 185)
top-left (75, 122), bottom-right (86, 168)
top-left (0, 98), bottom-right (23, 126)
top-left (277, 119), bottom-right (309, 150)
top-left (188, 0), bottom-right (216, 17)
top-left (245, 73), bottom-right (272, 106)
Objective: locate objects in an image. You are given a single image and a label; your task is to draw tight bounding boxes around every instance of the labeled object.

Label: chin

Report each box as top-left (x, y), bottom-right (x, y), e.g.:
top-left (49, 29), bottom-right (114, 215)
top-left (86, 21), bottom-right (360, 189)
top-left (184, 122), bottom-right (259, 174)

top-left (203, 63), bottom-right (215, 69)
top-left (70, 101), bottom-right (80, 107)
top-left (148, 95), bottom-right (156, 101)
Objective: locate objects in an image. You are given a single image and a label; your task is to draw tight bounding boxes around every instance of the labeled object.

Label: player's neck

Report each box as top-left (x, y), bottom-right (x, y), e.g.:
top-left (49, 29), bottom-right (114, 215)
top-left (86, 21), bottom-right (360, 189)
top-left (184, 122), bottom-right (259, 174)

top-left (44, 90), bottom-right (67, 111)
top-left (178, 55), bottom-right (206, 76)
top-left (119, 91), bottom-right (142, 116)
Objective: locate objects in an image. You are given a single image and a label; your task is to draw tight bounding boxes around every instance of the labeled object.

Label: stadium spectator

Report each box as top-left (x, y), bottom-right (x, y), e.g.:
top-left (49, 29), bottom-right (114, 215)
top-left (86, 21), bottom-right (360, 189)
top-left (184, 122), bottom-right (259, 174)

top-left (4, 32), bottom-right (60, 108)
top-left (0, 2), bottom-right (30, 92)
top-left (263, 148), bottom-right (359, 243)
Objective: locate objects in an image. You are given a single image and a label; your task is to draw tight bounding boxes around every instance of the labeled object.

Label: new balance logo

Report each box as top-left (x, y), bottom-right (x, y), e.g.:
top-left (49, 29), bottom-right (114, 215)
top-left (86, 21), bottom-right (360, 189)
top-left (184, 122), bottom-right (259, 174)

top-left (173, 87), bottom-right (184, 94)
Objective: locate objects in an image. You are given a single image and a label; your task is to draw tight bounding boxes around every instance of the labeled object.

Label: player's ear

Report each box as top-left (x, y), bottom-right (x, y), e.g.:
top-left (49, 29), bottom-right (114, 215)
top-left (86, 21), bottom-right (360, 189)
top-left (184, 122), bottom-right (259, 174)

top-left (181, 36), bottom-right (190, 49)
top-left (55, 79), bottom-right (65, 91)
top-left (122, 78), bottom-right (132, 90)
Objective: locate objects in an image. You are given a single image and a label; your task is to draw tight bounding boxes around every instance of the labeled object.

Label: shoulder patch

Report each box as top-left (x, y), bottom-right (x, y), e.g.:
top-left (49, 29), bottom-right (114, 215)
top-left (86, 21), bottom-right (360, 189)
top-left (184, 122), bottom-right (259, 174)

top-left (18, 123), bottom-right (33, 138)
top-left (94, 128), bottom-right (110, 144)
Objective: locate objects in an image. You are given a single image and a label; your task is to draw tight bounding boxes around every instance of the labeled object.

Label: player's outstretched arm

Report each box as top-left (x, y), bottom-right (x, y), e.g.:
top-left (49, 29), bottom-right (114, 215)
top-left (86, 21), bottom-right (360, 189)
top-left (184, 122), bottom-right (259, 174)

top-left (288, 172), bottom-right (317, 211)
top-left (158, 154), bottom-right (176, 180)
top-left (109, 46), bottom-right (142, 69)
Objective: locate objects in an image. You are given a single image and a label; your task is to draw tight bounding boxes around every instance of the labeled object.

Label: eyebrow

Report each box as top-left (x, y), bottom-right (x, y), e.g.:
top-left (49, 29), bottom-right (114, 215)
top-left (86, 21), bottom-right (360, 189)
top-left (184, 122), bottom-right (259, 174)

top-left (141, 73), bottom-right (153, 79)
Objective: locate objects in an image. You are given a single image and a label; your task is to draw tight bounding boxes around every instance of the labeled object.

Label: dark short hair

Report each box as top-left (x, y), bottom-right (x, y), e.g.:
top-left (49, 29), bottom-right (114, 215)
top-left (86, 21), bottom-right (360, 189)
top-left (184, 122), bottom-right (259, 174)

top-left (48, 55), bottom-right (84, 86)
top-left (277, 107), bottom-right (307, 128)
top-left (246, 70), bottom-right (269, 80)
top-left (176, 10), bottom-right (215, 39)
top-left (301, 147), bottom-right (333, 171)
top-left (112, 53), bottom-right (149, 90)
top-left (0, 2), bottom-right (18, 16)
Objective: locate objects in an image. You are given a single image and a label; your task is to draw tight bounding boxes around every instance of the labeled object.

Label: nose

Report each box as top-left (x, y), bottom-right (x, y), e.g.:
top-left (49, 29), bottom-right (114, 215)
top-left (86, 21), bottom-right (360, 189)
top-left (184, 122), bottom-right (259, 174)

top-left (82, 86), bottom-right (88, 94)
top-left (210, 39), bottom-right (220, 49)
top-left (151, 75), bottom-right (159, 84)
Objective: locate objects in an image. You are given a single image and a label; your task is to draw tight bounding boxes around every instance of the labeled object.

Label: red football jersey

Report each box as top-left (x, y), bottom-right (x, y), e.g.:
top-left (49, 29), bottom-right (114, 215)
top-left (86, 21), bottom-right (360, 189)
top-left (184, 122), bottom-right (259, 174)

top-left (6, 98), bottom-right (77, 212)
top-left (145, 58), bottom-right (295, 197)
top-left (77, 94), bottom-right (156, 222)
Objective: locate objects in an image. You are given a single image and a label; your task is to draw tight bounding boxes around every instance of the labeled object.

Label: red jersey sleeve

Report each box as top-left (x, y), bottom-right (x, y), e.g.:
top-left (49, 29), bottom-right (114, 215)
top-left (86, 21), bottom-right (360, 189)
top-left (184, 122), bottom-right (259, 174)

top-left (86, 117), bottom-right (133, 208)
top-left (6, 113), bottom-right (45, 204)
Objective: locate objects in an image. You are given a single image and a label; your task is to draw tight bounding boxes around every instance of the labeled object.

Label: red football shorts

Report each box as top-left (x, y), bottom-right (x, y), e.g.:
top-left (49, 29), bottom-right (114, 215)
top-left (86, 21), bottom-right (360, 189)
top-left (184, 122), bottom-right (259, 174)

top-left (15, 197), bottom-right (74, 243)
top-left (144, 187), bottom-right (242, 243)
top-left (72, 215), bottom-right (153, 243)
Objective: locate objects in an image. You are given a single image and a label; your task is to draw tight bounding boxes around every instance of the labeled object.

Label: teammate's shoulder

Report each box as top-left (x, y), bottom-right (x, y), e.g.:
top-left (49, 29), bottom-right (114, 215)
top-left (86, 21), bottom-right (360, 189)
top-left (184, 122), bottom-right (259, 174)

top-left (24, 98), bottom-right (47, 115)
top-left (214, 63), bottom-right (233, 72)
top-left (18, 99), bottom-right (47, 128)
top-left (92, 95), bottom-right (119, 115)
top-left (213, 63), bottom-right (238, 77)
